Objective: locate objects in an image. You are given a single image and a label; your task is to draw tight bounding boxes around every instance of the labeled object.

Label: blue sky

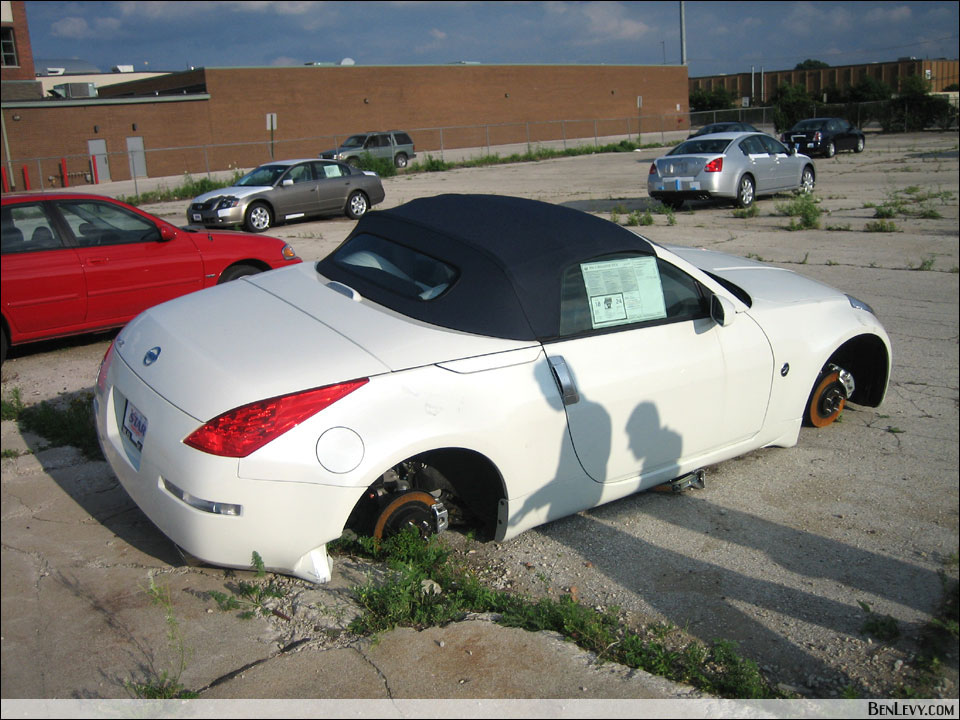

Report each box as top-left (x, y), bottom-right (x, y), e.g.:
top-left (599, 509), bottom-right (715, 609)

top-left (23, 1), bottom-right (959, 78)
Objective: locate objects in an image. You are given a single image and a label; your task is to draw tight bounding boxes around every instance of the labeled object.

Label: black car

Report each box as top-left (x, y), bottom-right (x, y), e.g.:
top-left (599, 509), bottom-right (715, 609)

top-left (781, 118), bottom-right (865, 158)
top-left (689, 122), bottom-right (761, 138)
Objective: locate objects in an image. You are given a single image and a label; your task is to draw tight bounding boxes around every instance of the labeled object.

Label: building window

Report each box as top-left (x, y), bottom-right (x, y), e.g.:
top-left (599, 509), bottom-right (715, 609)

top-left (1, 27), bottom-right (19, 67)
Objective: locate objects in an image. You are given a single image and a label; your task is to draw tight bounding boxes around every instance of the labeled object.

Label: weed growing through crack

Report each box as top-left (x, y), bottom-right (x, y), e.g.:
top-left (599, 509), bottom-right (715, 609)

top-left (208, 551), bottom-right (288, 619)
top-left (775, 194), bottom-right (821, 230)
top-left (333, 528), bottom-right (783, 699)
top-left (2, 388), bottom-right (102, 460)
top-left (125, 577), bottom-right (197, 699)
top-left (858, 600), bottom-right (900, 641)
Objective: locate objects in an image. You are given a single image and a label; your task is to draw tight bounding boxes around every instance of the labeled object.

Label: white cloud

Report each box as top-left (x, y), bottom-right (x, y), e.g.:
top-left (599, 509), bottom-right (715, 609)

top-left (580, 2), bottom-right (650, 42)
top-left (50, 16), bottom-right (93, 39)
top-left (864, 4), bottom-right (912, 24)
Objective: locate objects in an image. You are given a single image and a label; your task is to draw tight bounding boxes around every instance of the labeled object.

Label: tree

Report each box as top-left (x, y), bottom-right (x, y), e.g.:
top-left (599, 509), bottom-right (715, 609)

top-left (771, 84), bottom-right (817, 132)
top-left (795, 59), bottom-right (830, 70)
top-left (881, 74), bottom-right (955, 132)
top-left (690, 86), bottom-right (736, 112)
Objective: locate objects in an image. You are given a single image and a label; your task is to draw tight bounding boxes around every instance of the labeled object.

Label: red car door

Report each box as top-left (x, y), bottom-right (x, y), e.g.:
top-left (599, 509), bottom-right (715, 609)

top-left (1, 201), bottom-right (87, 342)
top-left (55, 199), bottom-right (204, 326)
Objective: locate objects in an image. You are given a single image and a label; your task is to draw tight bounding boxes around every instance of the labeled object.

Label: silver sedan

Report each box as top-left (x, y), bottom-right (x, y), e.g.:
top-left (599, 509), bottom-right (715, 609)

top-left (647, 132), bottom-right (815, 210)
top-left (188, 159), bottom-right (386, 232)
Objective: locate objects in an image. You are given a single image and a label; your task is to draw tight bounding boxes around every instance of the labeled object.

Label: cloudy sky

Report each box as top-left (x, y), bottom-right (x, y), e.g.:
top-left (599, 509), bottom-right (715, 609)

top-left (23, 1), bottom-right (959, 78)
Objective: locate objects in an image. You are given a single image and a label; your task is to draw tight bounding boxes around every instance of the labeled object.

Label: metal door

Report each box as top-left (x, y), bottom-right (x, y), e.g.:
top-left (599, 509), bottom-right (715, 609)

top-left (87, 139), bottom-right (111, 183)
top-left (126, 136), bottom-right (147, 178)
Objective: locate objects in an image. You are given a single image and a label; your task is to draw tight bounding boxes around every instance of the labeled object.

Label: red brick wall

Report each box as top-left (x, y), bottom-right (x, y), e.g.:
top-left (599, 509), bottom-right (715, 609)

top-left (4, 64), bottom-right (688, 186)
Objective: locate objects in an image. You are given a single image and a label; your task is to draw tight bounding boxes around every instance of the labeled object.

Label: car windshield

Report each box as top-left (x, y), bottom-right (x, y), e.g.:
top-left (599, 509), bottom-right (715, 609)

top-left (792, 120), bottom-right (827, 131)
top-left (341, 135), bottom-right (367, 148)
top-left (236, 165), bottom-right (289, 187)
top-left (329, 233), bottom-right (458, 301)
top-left (668, 138), bottom-right (732, 155)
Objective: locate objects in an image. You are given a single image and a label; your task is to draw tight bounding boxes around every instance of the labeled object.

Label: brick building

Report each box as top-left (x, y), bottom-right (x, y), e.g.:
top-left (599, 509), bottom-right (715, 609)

top-left (690, 58), bottom-right (959, 106)
top-left (3, 61), bottom-right (688, 190)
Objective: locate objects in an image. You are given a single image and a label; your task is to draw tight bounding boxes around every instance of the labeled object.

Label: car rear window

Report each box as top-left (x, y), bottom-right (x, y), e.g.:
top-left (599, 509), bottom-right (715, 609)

top-left (330, 233), bottom-right (458, 301)
top-left (669, 138), bottom-right (732, 155)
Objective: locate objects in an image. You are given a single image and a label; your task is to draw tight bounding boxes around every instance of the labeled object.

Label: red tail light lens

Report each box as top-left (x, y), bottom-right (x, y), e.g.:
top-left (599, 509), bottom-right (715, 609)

top-left (704, 158), bottom-right (723, 173)
top-left (184, 379), bottom-right (368, 458)
top-left (649, 163), bottom-right (658, 175)
top-left (813, 131), bottom-right (822, 142)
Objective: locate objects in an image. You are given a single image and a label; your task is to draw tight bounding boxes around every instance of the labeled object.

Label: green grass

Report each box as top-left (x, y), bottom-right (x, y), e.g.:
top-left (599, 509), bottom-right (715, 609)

top-left (331, 528), bottom-right (783, 699)
top-left (775, 194), bottom-right (821, 230)
top-left (118, 171), bottom-right (243, 205)
top-left (2, 388), bottom-right (102, 460)
top-left (732, 205), bottom-right (759, 219)
top-left (864, 219), bottom-right (899, 233)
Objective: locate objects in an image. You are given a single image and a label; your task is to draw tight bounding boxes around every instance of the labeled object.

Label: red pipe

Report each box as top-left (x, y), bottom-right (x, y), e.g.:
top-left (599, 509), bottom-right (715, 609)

top-left (90, 155), bottom-right (99, 184)
top-left (61, 158), bottom-right (69, 187)
top-left (21, 165), bottom-right (30, 191)
top-left (1, 166), bottom-right (9, 193)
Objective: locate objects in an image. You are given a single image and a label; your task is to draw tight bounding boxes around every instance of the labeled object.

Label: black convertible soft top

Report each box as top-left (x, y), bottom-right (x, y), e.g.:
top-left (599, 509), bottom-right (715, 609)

top-left (317, 194), bottom-right (656, 341)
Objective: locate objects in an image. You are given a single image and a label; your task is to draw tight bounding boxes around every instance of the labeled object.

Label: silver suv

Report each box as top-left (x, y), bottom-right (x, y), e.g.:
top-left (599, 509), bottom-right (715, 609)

top-left (319, 131), bottom-right (416, 168)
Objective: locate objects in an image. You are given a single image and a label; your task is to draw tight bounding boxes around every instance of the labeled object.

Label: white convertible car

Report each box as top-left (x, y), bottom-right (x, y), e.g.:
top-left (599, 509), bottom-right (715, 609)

top-left (94, 195), bottom-right (891, 583)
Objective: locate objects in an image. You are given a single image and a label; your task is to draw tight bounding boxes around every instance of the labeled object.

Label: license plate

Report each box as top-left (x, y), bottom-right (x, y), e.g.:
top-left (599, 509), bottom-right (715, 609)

top-left (192, 213), bottom-right (202, 222)
top-left (122, 401), bottom-right (148, 451)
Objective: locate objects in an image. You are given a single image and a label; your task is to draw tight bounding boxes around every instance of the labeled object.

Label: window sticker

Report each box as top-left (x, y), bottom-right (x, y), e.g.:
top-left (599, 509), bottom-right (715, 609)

top-left (580, 256), bottom-right (666, 329)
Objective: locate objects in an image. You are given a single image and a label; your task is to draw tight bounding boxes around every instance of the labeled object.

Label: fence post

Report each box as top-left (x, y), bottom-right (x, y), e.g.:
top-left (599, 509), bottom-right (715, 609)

top-left (439, 128), bottom-right (444, 162)
top-left (203, 146), bottom-right (211, 179)
top-left (562, 120), bottom-right (567, 149)
top-left (21, 165), bottom-right (30, 191)
top-left (526, 122), bottom-right (531, 153)
top-left (594, 120), bottom-right (598, 147)
top-left (485, 125), bottom-right (490, 155)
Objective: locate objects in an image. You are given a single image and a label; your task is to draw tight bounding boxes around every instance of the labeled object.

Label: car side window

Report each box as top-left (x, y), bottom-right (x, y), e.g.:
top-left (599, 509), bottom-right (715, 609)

top-left (58, 201), bottom-right (161, 248)
top-left (559, 255), bottom-right (708, 337)
top-left (315, 162), bottom-right (344, 179)
top-left (739, 136), bottom-right (766, 156)
top-left (758, 135), bottom-right (788, 155)
top-left (286, 164), bottom-right (313, 184)
top-left (1, 203), bottom-right (65, 254)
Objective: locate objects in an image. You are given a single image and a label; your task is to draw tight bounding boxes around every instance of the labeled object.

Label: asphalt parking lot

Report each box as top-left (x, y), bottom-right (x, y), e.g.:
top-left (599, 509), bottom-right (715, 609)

top-left (2, 131), bottom-right (958, 702)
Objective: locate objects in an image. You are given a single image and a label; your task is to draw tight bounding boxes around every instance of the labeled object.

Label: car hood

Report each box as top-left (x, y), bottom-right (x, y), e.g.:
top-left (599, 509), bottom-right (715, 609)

top-left (192, 185), bottom-right (271, 204)
top-left (114, 264), bottom-right (533, 420)
top-left (666, 245), bottom-right (844, 306)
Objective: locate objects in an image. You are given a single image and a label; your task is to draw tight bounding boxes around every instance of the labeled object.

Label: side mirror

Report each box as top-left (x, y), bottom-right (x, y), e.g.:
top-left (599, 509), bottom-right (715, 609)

top-left (710, 294), bottom-right (736, 327)
top-left (281, 178), bottom-right (294, 187)
top-left (159, 225), bottom-right (177, 242)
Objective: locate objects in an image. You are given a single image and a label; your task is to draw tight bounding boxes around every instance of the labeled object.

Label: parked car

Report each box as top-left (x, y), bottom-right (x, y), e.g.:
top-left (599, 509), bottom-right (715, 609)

top-left (94, 194), bottom-right (890, 583)
top-left (780, 118), bottom-right (865, 157)
top-left (647, 132), bottom-right (816, 210)
top-left (187, 159), bottom-right (385, 232)
top-left (1, 192), bottom-right (301, 363)
top-left (688, 122), bottom-right (760, 138)
top-left (319, 131), bottom-right (417, 169)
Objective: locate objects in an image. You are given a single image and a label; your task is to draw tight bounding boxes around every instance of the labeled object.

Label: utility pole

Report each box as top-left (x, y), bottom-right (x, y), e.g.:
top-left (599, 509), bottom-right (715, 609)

top-left (680, 1), bottom-right (687, 66)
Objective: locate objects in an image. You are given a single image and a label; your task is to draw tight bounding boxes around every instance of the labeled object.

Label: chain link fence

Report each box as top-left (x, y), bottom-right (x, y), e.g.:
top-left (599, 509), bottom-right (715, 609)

top-left (4, 98), bottom-right (956, 193)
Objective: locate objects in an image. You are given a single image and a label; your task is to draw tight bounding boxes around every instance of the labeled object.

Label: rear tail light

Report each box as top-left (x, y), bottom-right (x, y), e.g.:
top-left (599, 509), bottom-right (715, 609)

top-left (648, 163), bottom-right (658, 175)
top-left (813, 131), bottom-right (822, 142)
top-left (97, 341), bottom-right (116, 393)
top-left (184, 378), bottom-right (368, 458)
top-left (704, 157), bottom-right (723, 173)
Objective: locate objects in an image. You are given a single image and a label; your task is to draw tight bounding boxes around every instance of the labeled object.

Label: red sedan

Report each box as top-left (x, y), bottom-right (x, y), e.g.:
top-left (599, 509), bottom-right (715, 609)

top-left (1, 192), bottom-right (301, 362)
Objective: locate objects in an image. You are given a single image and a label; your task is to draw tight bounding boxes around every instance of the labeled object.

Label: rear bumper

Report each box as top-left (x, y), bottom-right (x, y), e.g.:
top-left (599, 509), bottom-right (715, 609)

top-left (94, 350), bottom-right (362, 582)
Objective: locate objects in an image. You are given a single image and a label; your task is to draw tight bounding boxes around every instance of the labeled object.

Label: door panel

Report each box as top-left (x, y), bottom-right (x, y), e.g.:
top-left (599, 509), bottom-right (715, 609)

top-left (56, 200), bottom-right (203, 325)
top-left (1, 202), bottom-right (86, 338)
